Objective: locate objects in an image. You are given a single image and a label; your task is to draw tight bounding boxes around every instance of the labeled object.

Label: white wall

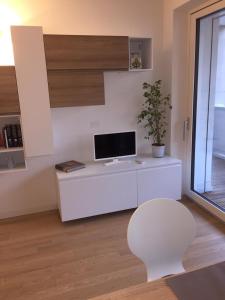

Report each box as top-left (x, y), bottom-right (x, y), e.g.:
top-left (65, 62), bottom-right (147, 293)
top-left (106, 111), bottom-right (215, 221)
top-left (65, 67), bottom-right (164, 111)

top-left (162, 0), bottom-right (212, 193)
top-left (52, 71), bottom-right (154, 163)
top-left (162, 0), bottom-right (191, 151)
top-left (0, 156), bottom-right (57, 219)
top-left (0, 0), bottom-right (164, 218)
top-left (162, 0), bottom-right (209, 157)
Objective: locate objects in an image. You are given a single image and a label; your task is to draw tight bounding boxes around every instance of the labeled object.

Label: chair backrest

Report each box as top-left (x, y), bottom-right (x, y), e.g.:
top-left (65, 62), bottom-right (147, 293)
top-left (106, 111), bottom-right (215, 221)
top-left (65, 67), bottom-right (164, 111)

top-left (127, 198), bottom-right (196, 281)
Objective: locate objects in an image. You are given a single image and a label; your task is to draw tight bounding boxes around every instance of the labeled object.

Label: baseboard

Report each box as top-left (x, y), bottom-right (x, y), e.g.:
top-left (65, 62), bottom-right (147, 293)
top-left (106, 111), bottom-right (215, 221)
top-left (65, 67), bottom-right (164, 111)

top-left (0, 203), bottom-right (58, 220)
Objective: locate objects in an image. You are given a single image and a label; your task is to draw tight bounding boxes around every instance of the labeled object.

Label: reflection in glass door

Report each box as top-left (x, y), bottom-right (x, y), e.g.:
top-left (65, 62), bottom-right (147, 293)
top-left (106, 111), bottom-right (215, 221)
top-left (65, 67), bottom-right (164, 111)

top-left (192, 10), bottom-right (225, 212)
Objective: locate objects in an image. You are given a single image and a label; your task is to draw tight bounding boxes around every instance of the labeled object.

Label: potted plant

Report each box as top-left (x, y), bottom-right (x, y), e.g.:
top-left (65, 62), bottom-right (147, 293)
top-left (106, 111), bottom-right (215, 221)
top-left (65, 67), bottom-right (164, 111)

top-left (137, 80), bottom-right (171, 158)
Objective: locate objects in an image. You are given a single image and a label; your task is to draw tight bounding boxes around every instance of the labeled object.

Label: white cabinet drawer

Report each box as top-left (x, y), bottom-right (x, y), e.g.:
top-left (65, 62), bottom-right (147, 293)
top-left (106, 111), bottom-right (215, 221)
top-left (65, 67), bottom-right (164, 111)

top-left (58, 171), bottom-right (137, 221)
top-left (137, 165), bottom-right (182, 205)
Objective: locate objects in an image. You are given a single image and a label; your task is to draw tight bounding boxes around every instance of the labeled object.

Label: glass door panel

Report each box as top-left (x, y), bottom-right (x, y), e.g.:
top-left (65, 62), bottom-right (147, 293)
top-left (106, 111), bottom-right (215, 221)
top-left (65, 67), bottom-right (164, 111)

top-left (192, 10), bottom-right (225, 212)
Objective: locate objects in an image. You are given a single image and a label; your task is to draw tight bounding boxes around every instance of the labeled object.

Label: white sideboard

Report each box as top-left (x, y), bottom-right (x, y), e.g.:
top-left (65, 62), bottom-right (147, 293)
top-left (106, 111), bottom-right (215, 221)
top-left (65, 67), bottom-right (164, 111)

top-left (56, 156), bottom-right (182, 222)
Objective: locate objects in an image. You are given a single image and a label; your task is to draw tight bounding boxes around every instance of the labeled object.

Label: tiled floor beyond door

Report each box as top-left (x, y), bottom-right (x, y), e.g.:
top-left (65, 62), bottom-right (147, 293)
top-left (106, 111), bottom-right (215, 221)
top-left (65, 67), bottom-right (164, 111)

top-left (203, 157), bottom-right (225, 210)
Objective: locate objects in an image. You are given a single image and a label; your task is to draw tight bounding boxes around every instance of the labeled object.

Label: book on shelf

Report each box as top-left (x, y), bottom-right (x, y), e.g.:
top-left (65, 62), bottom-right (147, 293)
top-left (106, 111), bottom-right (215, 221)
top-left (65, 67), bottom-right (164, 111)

top-left (2, 124), bottom-right (23, 148)
top-left (55, 160), bottom-right (86, 173)
top-left (11, 125), bottom-right (18, 147)
top-left (16, 124), bottom-right (23, 147)
top-left (5, 126), bottom-right (13, 147)
top-left (3, 127), bottom-right (9, 148)
top-left (0, 132), bottom-right (4, 147)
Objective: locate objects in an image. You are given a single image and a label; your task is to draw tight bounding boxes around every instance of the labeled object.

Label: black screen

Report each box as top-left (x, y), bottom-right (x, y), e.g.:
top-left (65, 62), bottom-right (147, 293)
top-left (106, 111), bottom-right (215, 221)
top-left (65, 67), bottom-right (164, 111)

top-left (94, 131), bottom-right (136, 160)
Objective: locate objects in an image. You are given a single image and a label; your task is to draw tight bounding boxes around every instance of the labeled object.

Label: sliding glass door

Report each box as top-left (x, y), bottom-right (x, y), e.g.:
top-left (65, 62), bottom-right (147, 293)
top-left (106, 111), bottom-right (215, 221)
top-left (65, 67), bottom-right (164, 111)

top-left (187, 1), bottom-right (225, 221)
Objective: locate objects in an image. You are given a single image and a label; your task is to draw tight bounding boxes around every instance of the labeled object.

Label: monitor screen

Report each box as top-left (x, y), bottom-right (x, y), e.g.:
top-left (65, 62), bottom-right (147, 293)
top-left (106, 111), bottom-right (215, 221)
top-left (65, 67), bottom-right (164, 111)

top-left (94, 131), bottom-right (136, 160)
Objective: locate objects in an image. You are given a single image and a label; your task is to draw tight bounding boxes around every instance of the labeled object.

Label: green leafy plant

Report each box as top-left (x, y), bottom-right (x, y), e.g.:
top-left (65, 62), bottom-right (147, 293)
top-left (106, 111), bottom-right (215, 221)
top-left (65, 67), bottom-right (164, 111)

top-left (137, 80), bottom-right (171, 146)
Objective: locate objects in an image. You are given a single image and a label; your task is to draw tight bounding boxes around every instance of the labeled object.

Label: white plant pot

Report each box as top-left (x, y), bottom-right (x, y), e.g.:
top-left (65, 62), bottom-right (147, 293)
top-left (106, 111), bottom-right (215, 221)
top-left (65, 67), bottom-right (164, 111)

top-left (152, 144), bottom-right (165, 158)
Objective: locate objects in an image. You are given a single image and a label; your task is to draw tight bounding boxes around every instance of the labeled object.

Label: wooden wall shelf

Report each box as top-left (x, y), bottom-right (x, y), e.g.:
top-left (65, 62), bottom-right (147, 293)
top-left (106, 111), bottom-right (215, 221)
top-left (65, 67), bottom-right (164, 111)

top-left (0, 66), bottom-right (20, 114)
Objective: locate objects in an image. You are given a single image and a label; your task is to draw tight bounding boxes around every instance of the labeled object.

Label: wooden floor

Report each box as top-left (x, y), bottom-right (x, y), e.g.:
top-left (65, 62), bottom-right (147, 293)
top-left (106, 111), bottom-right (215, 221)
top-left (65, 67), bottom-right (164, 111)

top-left (0, 197), bottom-right (224, 300)
top-left (203, 157), bottom-right (225, 210)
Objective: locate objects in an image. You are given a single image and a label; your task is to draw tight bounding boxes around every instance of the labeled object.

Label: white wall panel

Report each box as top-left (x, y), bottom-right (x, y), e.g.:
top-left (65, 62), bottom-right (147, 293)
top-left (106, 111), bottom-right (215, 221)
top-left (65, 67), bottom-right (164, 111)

top-left (11, 26), bottom-right (54, 158)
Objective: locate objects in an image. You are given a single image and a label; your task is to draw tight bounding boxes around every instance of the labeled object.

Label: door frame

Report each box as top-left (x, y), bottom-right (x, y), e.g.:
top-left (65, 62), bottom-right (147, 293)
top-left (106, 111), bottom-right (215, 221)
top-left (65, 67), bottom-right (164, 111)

top-left (185, 0), bottom-right (225, 222)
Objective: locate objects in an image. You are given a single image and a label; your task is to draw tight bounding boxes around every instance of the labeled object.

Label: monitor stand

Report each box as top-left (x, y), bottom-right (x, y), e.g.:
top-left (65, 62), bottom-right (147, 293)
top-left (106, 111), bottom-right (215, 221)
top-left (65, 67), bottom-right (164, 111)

top-left (104, 158), bottom-right (129, 166)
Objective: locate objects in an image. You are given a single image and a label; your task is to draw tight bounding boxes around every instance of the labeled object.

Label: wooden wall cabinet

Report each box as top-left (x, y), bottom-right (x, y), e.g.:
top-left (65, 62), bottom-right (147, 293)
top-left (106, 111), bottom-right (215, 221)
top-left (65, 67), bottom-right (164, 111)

top-left (43, 34), bottom-right (129, 108)
top-left (0, 66), bottom-right (20, 114)
top-left (43, 34), bottom-right (152, 108)
top-left (48, 70), bottom-right (105, 107)
top-left (43, 35), bottom-right (129, 71)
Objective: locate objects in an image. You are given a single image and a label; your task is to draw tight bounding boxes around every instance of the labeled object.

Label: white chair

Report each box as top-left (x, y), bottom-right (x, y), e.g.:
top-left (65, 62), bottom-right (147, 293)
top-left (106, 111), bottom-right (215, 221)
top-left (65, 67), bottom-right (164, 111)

top-left (127, 198), bottom-right (196, 281)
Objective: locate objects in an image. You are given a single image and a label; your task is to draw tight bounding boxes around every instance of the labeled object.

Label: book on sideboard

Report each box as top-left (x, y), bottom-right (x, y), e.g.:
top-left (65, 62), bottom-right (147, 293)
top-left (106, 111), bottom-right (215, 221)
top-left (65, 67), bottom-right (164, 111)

top-left (55, 160), bottom-right (86, 173)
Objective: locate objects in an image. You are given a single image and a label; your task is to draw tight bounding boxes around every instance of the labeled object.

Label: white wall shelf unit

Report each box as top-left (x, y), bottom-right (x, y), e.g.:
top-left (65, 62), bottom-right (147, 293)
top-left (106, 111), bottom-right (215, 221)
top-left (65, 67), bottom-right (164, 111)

top-left (56, 155), bottom-right (181, 222)
top-left (11, 26), bottom-right (54, 158)
top-left (0, 163), bottom-right (27, 174)
top-left (129, 37), bottom-right (152, 71)
top-left (0, 147), bottom-right (23, 153)
top-left (0, 114), bottom-right (26, 173)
